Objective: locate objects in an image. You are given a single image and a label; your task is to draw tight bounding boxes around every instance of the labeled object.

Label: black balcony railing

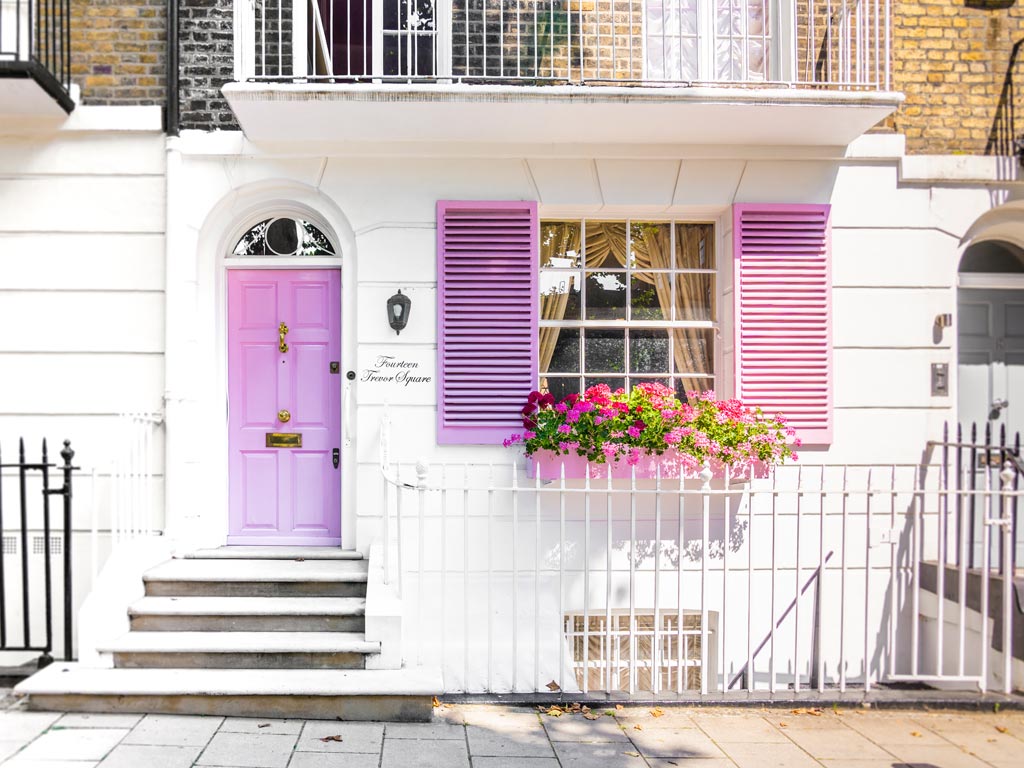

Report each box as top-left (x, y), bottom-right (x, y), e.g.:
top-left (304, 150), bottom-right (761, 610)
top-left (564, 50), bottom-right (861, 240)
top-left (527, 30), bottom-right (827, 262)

top-left (0, 0), bottom-right (73, 112)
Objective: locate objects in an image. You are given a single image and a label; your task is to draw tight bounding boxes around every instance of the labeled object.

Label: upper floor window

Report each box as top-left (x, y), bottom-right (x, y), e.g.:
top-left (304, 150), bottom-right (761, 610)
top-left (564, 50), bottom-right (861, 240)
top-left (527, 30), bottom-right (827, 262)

top-left (539, 220), bottom-right (716, 402)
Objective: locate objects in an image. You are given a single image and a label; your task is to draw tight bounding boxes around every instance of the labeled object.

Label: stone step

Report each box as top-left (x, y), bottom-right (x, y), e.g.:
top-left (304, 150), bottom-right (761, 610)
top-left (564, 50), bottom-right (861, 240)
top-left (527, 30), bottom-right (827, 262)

top-left (185, 547), bottom-right (364, 561)
top-left (128, 596), bottom-right (366, 632)
top-left (15, 663), bottom-right (440, 721)
top-left (102, 631), bottom-right (380, 670)
top-left (144, 558), bottom-right (368, 598)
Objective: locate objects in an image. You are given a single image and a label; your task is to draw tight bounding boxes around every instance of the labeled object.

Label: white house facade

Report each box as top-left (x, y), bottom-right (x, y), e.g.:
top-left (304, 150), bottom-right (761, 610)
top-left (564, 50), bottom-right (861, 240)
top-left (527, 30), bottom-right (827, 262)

top-left (2, 0), bottom-right (1022, 715)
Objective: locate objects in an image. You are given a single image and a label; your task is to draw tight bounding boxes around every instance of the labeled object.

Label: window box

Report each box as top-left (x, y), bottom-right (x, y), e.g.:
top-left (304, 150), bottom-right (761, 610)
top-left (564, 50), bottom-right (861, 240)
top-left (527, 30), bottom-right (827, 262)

top-left (526, 449), bottom-right (768, 481)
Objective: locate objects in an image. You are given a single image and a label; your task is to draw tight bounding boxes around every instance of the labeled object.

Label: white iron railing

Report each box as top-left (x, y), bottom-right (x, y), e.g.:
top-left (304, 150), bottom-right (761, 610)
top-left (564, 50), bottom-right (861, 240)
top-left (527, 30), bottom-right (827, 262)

top-left (238, 0), bottom-right (890, 90)
top-left (380, 417), bottom-right (1020, 697)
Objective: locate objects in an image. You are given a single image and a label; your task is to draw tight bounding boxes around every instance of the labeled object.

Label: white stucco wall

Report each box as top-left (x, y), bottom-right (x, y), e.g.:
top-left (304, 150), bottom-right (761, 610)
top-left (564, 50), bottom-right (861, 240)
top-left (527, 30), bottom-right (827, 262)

top-left (0, 106), bottom-right (166, 655)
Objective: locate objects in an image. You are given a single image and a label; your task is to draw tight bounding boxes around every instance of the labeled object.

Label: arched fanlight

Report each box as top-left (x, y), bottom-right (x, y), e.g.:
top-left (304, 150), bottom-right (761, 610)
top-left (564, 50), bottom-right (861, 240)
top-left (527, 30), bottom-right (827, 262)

top-left (233, 217), bottom-right (336, 257)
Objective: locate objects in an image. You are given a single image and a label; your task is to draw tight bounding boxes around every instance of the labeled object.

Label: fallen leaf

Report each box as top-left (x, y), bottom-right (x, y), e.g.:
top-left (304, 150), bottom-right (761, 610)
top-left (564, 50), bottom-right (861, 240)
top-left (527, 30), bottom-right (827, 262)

top-left (910, 731), bottom-right (922, 738)
top-left (581, 705), bottom-right (591, 714)
top-left (995, 726), bottom-right (1009, 734)
top-left (546, 680), bottom-right (561, 692)
top-left (624, 751), bottom-right (641, 758)
top-left (295, 557), bottom-right (305, 562)
top-left (667, 762), bottom-right (678, 766)
top-left (615, 704), bottom-right (625, 711)
top-left (319, 735), bottom-right (343, 743)
top-left (257, 723), bottom-right (271, 729)
top-left (432, 696), bottom-right (440, 708)
top-left (605, 710), bottom-right (616, 716)
top-left (778, 722), bottom-right (788, 728)
top-left (546, 706), bottom-right (564, 717)
top-left (650, 707), bottom-right (665, 718)
top-left (443, 703), bottom-right (454, 709)
top-left (633, 724), bottom-right (643, 731)
top-left (583, 712), bottom-right (601, 720)
top-left (790, 707), bottom-right (823, 716)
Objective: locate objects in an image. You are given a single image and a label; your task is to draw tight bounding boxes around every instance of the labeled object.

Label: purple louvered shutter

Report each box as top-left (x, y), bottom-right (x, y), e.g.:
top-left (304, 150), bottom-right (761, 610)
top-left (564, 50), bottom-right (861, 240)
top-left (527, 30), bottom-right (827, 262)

top-left (734, 203), bottom-right (833, 446)
top-left (437, 201), bottom-right (538, 444)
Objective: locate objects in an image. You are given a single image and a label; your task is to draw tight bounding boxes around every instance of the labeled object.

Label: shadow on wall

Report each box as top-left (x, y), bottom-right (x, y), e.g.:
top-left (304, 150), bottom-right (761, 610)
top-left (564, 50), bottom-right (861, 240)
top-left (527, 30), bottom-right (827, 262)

top-left (986, 37), bottom-right (1024, 160)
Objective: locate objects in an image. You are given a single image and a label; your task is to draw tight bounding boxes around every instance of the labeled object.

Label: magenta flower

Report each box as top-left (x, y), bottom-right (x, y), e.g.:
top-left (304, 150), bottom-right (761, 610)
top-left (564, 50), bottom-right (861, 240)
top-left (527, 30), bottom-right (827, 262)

top-left (557, 424), bottom-right (572, 435)
top-left (626, 426), bottom-right (641, 439)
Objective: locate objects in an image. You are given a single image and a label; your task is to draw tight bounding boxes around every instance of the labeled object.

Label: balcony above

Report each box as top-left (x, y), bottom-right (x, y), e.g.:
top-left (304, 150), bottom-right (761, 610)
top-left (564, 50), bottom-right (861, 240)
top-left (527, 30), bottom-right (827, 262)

top-left (224, 0), bottom-right (902, 147)
top-left (0, 0), bottom-right (74, 117)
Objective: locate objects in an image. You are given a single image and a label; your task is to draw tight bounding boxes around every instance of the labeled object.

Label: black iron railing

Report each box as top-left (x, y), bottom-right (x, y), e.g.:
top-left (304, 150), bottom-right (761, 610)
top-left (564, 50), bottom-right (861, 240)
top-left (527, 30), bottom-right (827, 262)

top-left (0, 438), bottom-right (76, 666)
top-left (0, 0), bottom-right (73, 111)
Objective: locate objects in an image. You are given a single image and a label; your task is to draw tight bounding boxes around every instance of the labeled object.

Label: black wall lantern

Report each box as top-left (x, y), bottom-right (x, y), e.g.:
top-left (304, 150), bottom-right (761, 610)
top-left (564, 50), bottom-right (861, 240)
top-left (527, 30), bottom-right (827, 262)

top-left (387, 289), bottom-right (411, 335)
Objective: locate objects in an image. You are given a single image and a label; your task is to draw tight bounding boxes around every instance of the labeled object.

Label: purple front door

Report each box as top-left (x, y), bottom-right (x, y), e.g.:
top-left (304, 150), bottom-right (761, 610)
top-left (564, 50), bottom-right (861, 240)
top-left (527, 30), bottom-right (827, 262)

top-left (227, 269), bottom-right (342, 545)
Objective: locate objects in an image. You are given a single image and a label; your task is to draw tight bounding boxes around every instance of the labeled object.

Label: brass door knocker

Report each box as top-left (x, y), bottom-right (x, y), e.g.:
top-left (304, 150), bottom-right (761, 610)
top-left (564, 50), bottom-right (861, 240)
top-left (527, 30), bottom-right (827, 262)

top-left (278, 322), bottom-right (289, 353)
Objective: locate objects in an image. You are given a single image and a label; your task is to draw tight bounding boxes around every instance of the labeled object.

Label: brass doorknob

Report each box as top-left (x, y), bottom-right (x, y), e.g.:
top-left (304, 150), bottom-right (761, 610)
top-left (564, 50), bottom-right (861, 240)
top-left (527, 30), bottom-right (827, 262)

top-left (278, 410), bottom-right (291, 423)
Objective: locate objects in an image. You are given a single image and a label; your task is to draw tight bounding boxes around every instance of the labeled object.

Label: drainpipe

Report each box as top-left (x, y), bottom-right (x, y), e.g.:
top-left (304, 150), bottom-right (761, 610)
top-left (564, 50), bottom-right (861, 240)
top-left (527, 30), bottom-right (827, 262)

top-left (166, 0), bottom-right (179, 135)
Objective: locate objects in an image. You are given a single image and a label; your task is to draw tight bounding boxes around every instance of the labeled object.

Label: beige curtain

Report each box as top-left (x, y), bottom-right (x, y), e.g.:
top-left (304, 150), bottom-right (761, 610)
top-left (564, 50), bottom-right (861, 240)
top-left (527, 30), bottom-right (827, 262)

top-left (539, 224), bottom-right (583, 373)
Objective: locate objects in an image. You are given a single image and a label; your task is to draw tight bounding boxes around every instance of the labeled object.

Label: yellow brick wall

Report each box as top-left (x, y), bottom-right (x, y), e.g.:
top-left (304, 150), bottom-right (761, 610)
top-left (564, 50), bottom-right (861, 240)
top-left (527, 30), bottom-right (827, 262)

top-left (892, 0), bottom-right (1024, 154)
top-left (70, 0), bottom-right (166, 106)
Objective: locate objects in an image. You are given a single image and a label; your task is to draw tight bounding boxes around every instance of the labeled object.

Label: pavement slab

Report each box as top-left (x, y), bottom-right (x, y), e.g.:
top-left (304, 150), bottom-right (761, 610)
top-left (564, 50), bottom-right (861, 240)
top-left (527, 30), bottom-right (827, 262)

top-left (14, 729), bottom-right (127, 762)
top-left (53, 715), bottom-right (142, 730)
top-left (218, 719), bottom-right (303, 736)
top-left (294, 721), bottom-right (383, 754)
top-left (98, 744), bottom-right (202, 768)
top-left (0, 713), bottom-right (62, 742)
top-left (542, 714), bottom-right (629, 743)
top-left (552, 742), bottom-right (650, 768)
top-left (287, 754), bottom-right (379, 768)
top-left (466, 724), bottom-right (556, 758)
top-left (627, 726), bottom-right (727, 759)
top-left (122, 715), bottom-right (222, 747)
top-left (2, 761), bottom-right (100, 768)
top-left (882, 743), bottom-right (995, 768)
top-left (781, 725), bottom-right (894, 760)
top-left (383, 721), bottom-right (464, 739)
top-left (470, 758), bottom-right (561, 768)
top-left (380, 737), bottom-right (470, 768)
top-left (196, 732), bottom-right (298, 768)
top-left (690, 713), bottom-right (790, 743)
top-left (722, 740), bottom-right (822, 768)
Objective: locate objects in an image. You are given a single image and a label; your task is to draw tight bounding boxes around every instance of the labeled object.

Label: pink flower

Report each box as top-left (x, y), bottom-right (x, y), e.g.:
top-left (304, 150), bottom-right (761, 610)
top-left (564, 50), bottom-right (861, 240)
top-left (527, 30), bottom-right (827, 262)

top-left (790, 452), bottom-right (799, 461)
top-left (557, 424), bottom-right (572, 435)
top-left (627, 426), bottom-right (641, 439)
top-left (555, 402), bottom-right (568, 413)
top-left (664, 429), bottom-right (682, 445)
top-left (523, 430), bottom-right (535, 440)
top-left (594, 416), bottom-right (605, 425)
top-left (566, 409), bottom-right (581, 423)
top-left (626, 448), bottom-right (642, 466)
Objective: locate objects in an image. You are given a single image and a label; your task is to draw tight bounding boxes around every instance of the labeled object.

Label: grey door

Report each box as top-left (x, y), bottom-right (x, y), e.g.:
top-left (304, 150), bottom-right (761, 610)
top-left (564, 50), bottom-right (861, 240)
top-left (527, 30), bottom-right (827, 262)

top-left (957, 288), bottom-right (1024, 439)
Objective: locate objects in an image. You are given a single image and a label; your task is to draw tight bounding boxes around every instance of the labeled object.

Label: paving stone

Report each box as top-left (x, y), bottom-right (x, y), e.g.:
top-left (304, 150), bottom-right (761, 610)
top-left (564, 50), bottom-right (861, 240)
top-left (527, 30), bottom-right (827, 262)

top-left (627, 726), bottom-right (727, 758)
top-left (14, 728), bottom-right (128, 761)
top-left (384, 721), bottom-right (464, 739)
top-left (542, 714), bottom-right (629, 743)
top-left (219, 718), bottom-right (303, 736)
top-left (99, 744), bottom-right (202, 768)
top-left (721, 740), bottom-right (822, 768)
top-left (883, 744), bottom-right (994, 768)
top-left (54, 714), bottom-right (143, 730)
top-left (197, 732), bottom-right (298, 768)
top-left (380, 737), bottom-right (469, 768)
top-left (691, 714), bottom-right (790, 743)
top-left (287, 754), bottom-right (380, 768)
top-left (552, 742), bottom-right (650, 768)
top-left (0, 740), bottom-right (26, 761)
top-left (0, 712), bottom-right (62, 741)
top-left (647, 761), bottom-right (735, 768)
top-left (782, 725), bottom-right (896, 760)
top-left (914, 720), bottom-right (1024, 762)
top-left (295, 721), bottom-right (383, 754)
top-left (471, 759), bottom-right (561, 768)
top-left (122, 715), bottom-right (222, 747)
top-left (461, 709), bottom-right (542, 729)
top-left (2, 760), bottom-right (100, 768)
top-left (840, 714), bottom-right (947, 746)
top-left (466, 724), bottom-right (555, 757)
top-left (614, 707), bottom-right (698, 730)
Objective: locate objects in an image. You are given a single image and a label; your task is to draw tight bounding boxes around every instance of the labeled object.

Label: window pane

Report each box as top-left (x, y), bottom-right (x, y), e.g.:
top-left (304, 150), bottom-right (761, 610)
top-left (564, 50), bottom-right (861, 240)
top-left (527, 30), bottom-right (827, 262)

top-left (629, 330), bottom-right (670, 373)
top-left (585, 272), bottom-right (628, 320)
top-left (543, 376), bottom-right (582, 400)
top-left (673, 329), bottom-right (714, 375)
top-left (630, 273), bottom-right (667, 320)
top-left (585, 221), bottom-right (626, 270)
top-left (674, 376), bottom-right (715, 401)
top-left (542, 328), bottom-right (580, 373)
top-left (540, 271), bottom-right (581, 321)
top-left (676, 223), bottom-right (715, 269)
top-left (630, 222), bottom-right (673, 269)
top-left (674, 273), bottom-right (715, 321)
top-left (541, 222), bottom-right (583, 268)
top-left (584, 329), bottom-right (626, 374)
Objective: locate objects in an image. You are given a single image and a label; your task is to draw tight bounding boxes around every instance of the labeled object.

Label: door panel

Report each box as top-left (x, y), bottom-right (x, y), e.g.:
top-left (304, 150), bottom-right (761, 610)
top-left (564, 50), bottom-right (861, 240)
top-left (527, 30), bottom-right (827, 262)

top-left (958, 288), bottom-right (1024, 439)
top-left (228, 269), bottom-right (342, 545)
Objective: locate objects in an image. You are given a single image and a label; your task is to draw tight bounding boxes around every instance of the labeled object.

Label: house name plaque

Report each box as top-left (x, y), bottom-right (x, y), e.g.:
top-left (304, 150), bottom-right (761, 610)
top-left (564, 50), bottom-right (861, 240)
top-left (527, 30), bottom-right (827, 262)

top-left (356, 350), bottom-right (435, 405)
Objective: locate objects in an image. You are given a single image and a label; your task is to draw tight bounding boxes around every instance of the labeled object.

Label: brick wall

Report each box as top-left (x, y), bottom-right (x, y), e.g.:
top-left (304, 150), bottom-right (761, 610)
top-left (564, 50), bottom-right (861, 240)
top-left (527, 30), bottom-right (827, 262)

top-left (71, 0), bottom-right (166, 105)
top-left (178, 0), bottom-right (237, 129)
top-left (892, 0), bottom-right (1024, 155)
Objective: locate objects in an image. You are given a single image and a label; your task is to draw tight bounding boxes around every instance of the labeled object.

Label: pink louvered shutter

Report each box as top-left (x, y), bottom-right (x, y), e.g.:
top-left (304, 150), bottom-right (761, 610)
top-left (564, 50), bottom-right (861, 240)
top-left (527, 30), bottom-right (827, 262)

top-left (437, 201), bottom-right (538, 444)
top-left (734, 204), bottom-right (832, 445)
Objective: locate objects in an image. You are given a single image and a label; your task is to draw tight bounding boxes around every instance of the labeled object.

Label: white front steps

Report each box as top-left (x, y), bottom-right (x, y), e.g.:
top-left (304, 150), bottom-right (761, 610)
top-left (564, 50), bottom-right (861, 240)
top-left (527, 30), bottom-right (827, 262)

top-left (101, 630), bottom-right (380, 669)
top-left (16, 663), bottom-right (441, 721)
top-left (129, 596), bottom-right (366, 632)
top-left (16, 547), bottom-right (437, 720)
